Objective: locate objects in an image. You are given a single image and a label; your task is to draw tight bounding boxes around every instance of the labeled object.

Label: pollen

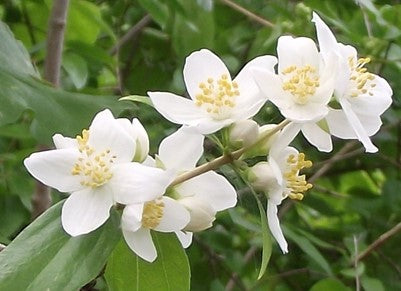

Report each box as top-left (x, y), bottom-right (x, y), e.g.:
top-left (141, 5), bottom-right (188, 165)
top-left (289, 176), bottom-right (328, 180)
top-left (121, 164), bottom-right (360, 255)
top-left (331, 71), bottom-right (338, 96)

top-left (142, 199), bottom-right (165, 229)
top-left (194, 74), bottom-right (239, 120)
top-left (71, 129), bottom-right (114, 188)
top-left (281, 65), bottom-right (320, 104)
top-left (284, 152), bottom-right (313, 201)
top-left (348, 57), bottom-right (376, 98)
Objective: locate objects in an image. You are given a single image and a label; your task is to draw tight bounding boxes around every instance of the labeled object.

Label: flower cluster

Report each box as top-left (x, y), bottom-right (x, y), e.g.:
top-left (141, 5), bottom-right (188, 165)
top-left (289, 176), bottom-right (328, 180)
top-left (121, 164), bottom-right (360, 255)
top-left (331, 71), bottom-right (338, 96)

top-left (24, 12), bottom-right (392, 260)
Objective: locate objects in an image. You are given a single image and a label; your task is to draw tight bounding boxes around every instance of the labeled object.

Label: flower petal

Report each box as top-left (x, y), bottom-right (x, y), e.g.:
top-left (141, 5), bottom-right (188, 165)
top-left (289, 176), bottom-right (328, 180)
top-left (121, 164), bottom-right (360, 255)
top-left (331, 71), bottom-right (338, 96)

top-left (122, 227), bottom-right (157, 262)
top-left (267, 201), bottom-right (288, 254)
top-left (159, 126), bottom-right (204, 171)
top-left (340, 99), bottom-right (378, 153)
top-left (61, 186), bottom-right (114, 236)
top-left (88, 109), bottom-right (136, 163)
top-left (301, 122), bottom-right (333, 152)
top-left (148, 91), bottom-right (206, 126)
top-left (312, 12), bottom-right (338, 54)
top-left (176, 171), bottom-right (237, 211)
top-left (183, 49), bottom-right (230, 101)
top-left (154, 197), bottom-right (190, 232)
top-left (24, 148), bottom-right (82, 193)
top-left (52, 134), bottom-right (77, 149)
top-left (270, 122), bottom-right (301, 158)
top-left (277, 36), bottom-right (319, 73)
top-left (110, 163), bottom-right (175, 204)
top-left (175, 231), bottom-right (193, 248)
top-left (121, 204), bottom-right (144, 232)
top-left (280, 102), bottom-right (329, 123)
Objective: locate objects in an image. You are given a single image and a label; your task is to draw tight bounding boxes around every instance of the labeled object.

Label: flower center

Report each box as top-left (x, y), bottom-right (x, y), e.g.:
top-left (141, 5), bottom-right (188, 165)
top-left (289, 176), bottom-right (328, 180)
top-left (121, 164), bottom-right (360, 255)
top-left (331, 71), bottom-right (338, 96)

top-left (348, 57), bottom-right (375, 97)
top-left (281, 65), bottom-right (320, 105)
top-left (195, 74), bottom-right (239, 120)
top-left (142, 199), bottom-right (165, 229)
top-left (71, 129), bottom-right (115, 188)
top-left (283, 152), bottom-right (313, 200)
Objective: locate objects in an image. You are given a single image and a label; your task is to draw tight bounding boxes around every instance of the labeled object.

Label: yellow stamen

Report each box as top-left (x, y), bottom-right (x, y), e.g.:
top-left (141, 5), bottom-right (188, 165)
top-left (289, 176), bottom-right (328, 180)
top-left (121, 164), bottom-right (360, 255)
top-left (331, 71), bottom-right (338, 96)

top-left (142, 199), bottom-right (165, 229)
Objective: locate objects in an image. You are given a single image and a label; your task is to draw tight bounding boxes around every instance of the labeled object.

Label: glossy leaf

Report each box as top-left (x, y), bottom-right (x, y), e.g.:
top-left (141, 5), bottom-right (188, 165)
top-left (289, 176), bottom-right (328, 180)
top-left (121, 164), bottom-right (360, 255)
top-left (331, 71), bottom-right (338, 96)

top-left (0, 201), bottom-right (121, 290)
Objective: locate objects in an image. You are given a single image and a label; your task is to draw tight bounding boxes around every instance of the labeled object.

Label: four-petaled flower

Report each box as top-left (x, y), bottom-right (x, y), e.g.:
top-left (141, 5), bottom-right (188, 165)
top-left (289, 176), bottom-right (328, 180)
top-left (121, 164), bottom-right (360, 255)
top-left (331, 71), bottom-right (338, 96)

top-left (24, 109), bottom-right (174, 236)
top-left (149, 49), bottom-right (277, 134)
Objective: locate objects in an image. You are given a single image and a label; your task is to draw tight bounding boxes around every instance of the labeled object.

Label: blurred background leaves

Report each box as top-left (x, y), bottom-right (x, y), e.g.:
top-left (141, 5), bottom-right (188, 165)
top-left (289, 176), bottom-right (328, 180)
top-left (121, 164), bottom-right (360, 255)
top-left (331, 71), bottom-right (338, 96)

top-left (0, 0), bottom-right (400, 290)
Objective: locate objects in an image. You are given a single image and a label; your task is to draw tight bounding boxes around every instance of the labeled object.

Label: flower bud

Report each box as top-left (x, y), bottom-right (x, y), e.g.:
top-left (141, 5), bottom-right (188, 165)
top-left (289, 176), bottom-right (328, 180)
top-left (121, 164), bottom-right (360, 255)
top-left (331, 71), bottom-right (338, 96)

top-left (248, 162), bottom-right (277, 192)
top-left (229, 120), bottom-right (259, 148)
top-left (132, 118), bottom-right (150, 163)
top-left (179, 196), bottom-right (216, 232)
top-left (243, 124), bottom-right (279, 158)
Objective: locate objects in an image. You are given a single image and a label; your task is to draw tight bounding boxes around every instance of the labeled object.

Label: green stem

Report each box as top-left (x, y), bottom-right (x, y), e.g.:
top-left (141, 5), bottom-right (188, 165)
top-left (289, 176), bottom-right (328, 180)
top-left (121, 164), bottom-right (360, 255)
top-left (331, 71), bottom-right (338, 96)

top-left (169, 119), bottom-right (290, 187)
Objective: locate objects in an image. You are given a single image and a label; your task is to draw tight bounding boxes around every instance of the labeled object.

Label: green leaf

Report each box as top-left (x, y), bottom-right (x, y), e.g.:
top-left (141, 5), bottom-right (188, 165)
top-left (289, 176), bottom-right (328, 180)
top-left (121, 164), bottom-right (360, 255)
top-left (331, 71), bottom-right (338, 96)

top-left (361, 276), bottom-right (385, 291)
top-left (119, 95), bottom-right (154, 107)
top-left (254, 197), bottom-right (272, 279)
top-left (0, 20), bottom-right (125, 144)
top-left (283, 226), bottom-right (333, 276)
top-left (309, 278), bottom-right (351, 291)
top-left (0, 201), bottom-right (121, 290)
top-left (138, 0), bottom-right (170, 29)
top-left (62, 52), bottom-right (89, 89)
top-left (105, 232), bottom-right (190, 291)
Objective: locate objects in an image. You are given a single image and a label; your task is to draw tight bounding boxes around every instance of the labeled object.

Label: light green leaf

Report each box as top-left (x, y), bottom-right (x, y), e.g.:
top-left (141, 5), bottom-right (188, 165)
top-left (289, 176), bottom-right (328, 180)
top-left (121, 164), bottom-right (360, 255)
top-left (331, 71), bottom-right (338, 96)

top-left (309, 278), bottom-right (351, 291)
top-left (0, 201), bottom-right (121, 290)
top-left (105, 232), bottom-right (190, 291)
top-left (138, 0), bottom-right (170, 29)
top-left (283, 226), bottom-right (333, 276)
top-left (361, 276), bottom-right (385, 291)
top-left (119, 95), bottom-right (154, 107)
top-left (62, 52), bottom-right (89, 89)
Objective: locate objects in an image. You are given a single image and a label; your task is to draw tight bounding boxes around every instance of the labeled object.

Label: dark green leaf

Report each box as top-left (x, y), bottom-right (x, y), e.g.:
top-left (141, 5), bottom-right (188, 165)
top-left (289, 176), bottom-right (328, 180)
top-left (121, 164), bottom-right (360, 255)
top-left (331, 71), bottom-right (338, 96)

top-left (0, 201), bottom-right (121, 290)
top-left (309, 278), bottom-right (352, 291)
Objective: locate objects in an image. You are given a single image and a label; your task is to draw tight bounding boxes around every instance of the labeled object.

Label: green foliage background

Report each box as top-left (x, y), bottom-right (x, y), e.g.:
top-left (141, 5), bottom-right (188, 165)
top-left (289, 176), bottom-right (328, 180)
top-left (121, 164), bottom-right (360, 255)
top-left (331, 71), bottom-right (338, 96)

top-left (0, 0), bottom-right (400, 290)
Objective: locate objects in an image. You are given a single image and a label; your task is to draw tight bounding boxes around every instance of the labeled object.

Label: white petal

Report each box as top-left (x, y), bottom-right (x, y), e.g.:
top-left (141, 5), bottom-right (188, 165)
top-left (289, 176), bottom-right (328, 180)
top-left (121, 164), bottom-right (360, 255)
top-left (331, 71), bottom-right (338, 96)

top-left (270, 122), bottom-right (301, 157)
top-left (277, 36), bottom-right (320, 73)
top-left (123, 227), bottom-right (157, 262)
top-left (312, 12), bottom-right (338, 54)
top-left (349, 75), bottom-right (392, 116)
top-left (232, 55), bottom-right (277, 119)
top-left (24, 148), bottom-right (82, 193)
top-left (61, 186), bottom-right (114, 236)
top-left (110, 163), bottom-right (175, 204)
top-left (88, 109), bottom-right (136, 163)
top-left (121, 204), bottom-right (144, 232)
top-left (340, 99), bottom-right (378, 153)
top-left (281, 102), bottom-right (329, 123)
top-left (159, 126), bottom-right (204, 171)
top-left (142, 155), bottom-right (156, 167)
top-left (175, 231), bottom-right (193, 248)
top-left (176, 171), bottom-right (237, 211)
top-left (132, 118), bottom-right (150, 162)
top-left (52, 134), bottom-right (77, 149)
top-left (148, 91), bottom-right (206, 126)
top-left (301, 122), bottom-right (333, 152)
top-left (267, 201), bottom-right (288, 254)
top-left (252, 68), bottom-right (291, 108)
top-left (154, 197), bottom-right (190, 232)
top-left (183, 49), bottom-right (230, 101)
top-left (194, 118), bottom-right (234, 134)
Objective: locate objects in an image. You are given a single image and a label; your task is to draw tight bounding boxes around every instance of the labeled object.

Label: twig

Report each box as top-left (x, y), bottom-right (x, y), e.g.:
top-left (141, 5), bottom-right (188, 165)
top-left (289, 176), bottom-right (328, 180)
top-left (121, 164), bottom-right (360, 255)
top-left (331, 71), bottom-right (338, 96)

top-left (353, 235), bottom-right (360, 291)
top-left (32, 0), bottom-right (70, 220)
top-left (313, 184), bottom-right (347, 198)
top-left (354, 221), bottom-right (401, 263)
top-left (109, 14), bottom-right (152, 56)
top-left (219, 0), bottom-right (274, 27)
top-left (225, 246), bottom-right (258, 291)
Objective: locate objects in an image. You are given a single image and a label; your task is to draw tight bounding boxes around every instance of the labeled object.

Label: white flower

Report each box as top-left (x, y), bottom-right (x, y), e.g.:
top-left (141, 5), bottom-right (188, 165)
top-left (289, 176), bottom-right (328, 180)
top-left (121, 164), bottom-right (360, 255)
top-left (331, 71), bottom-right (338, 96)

top-left (229, 119), bottom-right (259, 147)
top-left (24, 109), bottom-right (174, 236)
top-left (252, 36), bottom-right (336, 123)
top-left (149, 49), bottom-right (277, 134)
top-left (121, 196), bottom-right (190, 262)
top-left (312, 12), bottom-right (393, 153)
top-left (157, 127), bottom-right (237, 233)
top-left (250, 127), bottom-right (313, 253)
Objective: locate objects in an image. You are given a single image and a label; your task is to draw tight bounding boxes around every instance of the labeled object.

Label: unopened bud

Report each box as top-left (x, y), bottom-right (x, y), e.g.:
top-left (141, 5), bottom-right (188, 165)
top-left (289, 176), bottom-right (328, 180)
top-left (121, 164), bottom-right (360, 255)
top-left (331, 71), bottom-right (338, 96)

top-left (132, 118), bottom-right (150, 163)
top-left (179, 197), bottom-right (216, 232)
top-left (229, 120), bottom-right (259, 148)
top-left (249, 162), bottom-right (277, 192)
top-left (243, 124), bottom-right (279, 158)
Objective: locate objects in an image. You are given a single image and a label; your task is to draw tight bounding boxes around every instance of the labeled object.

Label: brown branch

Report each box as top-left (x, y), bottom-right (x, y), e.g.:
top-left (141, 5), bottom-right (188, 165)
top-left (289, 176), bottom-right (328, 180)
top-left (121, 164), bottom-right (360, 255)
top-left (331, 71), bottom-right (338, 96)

top-left (32, 0), bottom-right (70, 220)
top-left (109, 14), bottom-right (152, 56)
top-left (219, 0), bottom-right (274, 27)
top-left (354, 221), bottom-right (401, 263)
